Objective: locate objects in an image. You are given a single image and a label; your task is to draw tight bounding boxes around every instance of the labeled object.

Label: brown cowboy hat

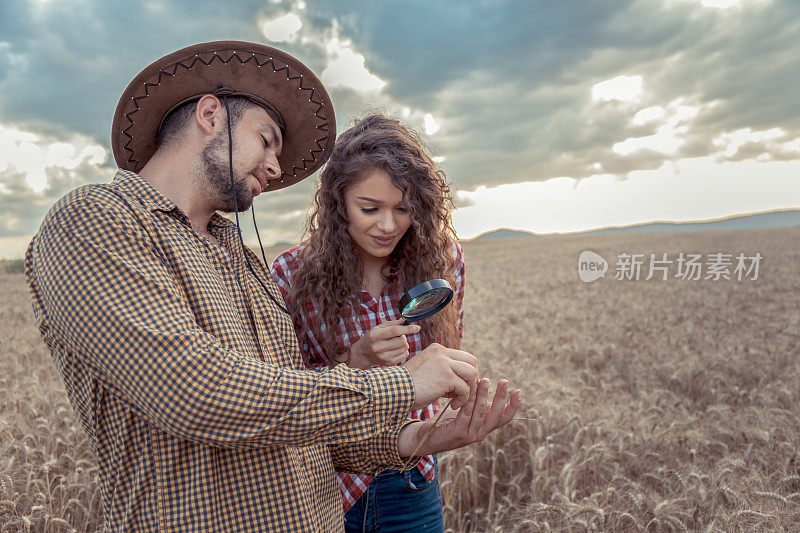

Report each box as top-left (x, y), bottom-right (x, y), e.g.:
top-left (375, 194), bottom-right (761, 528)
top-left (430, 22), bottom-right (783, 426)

top-left (111, 40), bottom-right (336, 191)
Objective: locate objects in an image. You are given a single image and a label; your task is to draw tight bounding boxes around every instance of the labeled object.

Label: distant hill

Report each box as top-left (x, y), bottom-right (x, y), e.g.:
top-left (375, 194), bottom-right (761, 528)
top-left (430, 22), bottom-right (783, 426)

top-left (469, 229), bottom-right (537, 240)
top-left (585, 209), bottom-right (800, 235)
top-left (467, 209), bottom-right (800, 241)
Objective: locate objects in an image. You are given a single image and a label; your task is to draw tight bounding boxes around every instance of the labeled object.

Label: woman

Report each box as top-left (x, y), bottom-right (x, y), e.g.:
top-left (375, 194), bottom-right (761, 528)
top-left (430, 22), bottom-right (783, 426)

top-left (270, 114), bottom-right (465, 532)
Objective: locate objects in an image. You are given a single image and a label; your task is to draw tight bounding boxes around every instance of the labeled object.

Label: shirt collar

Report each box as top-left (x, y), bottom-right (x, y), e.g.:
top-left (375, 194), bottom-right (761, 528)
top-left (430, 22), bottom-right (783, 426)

top-left (112, 169), bottom-right (179, 213)
top-left (112, 169), bottom-right (236, 229)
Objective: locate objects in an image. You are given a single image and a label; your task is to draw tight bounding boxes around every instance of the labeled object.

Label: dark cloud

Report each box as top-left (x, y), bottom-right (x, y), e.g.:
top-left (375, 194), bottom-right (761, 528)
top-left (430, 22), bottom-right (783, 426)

top-left (0, 0), bottom-right (799, 251)
top-left (431, 0), bottom-right (800, 190)
top-left (310, 0), bottom-right (633, 106)
top-left (0, 161), bottom-right (116, 237)
top-left (0, 0), bottom-right (286, 143)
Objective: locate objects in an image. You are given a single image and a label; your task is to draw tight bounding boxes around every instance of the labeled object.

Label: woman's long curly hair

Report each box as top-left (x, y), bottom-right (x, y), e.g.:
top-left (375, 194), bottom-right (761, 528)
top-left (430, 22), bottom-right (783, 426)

top-left (286, 114), bottom-right (461, 366)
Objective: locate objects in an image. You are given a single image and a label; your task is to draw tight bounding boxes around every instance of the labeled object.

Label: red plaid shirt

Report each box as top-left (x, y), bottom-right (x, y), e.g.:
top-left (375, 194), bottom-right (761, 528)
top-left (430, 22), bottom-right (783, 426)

top-left (271, 241), bottom-right (466, 512)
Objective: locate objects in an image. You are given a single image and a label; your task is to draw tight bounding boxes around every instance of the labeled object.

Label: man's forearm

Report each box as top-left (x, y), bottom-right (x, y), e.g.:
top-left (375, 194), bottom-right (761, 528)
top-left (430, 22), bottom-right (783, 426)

top-left (397, 420), bottom-right (425, 458)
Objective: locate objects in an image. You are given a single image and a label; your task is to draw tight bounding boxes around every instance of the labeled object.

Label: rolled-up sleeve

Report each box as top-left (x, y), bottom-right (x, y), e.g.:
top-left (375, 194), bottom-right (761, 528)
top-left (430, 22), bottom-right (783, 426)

top-left (30, 194), bottom-right (414, 449)
top-left (328, 416), bottom-right (422, 475)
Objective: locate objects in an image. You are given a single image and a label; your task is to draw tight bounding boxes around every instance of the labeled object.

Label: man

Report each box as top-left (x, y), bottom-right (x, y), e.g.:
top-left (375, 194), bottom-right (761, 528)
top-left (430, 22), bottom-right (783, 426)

top-left (26, 41), bottom-right (520, 531)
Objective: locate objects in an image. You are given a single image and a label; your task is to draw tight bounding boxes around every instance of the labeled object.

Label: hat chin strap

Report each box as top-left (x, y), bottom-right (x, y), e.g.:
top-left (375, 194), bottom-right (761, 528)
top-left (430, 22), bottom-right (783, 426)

top-left (221, 94), bottom-right (290, 315)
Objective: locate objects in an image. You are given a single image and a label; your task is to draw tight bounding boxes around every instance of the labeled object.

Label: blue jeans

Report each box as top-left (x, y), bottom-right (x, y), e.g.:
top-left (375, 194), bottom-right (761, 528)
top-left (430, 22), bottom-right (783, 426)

top-left (344, 456), bottom-right (444, 533)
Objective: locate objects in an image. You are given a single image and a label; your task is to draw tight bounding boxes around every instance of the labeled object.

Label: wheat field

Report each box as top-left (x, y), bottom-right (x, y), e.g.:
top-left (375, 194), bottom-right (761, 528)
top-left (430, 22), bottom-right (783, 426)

top-left (1, 228), bottom-right (799, 532)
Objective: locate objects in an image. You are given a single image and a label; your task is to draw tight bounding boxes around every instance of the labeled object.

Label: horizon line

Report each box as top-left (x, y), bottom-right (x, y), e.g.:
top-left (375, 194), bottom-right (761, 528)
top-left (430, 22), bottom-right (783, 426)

top-left (458, 206), bottom-right (800, 242)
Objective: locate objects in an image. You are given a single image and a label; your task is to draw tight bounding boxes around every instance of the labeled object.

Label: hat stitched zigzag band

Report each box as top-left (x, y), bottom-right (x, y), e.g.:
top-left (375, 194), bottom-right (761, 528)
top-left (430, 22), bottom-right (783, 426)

top-left (120, 49), bottom-right (330, 179)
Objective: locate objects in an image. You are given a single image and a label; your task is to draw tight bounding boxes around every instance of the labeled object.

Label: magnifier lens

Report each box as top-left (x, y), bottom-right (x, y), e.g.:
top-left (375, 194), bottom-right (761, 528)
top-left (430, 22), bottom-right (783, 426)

top-left (398, 279), bottom-right (454, 323)
top-left (404, 288), bottom-right (450, 317)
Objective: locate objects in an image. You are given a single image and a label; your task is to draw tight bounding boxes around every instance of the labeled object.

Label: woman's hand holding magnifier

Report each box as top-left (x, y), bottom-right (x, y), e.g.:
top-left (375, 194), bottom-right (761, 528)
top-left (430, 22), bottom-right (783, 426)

top-left (344, 319), bottom-right (421, 370)
top-left (343, 279), bottom-right (454, 369)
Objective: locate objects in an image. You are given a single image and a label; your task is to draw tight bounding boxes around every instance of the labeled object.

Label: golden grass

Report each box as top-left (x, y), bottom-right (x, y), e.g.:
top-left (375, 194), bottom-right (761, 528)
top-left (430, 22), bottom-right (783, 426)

top-left (1, 228), bottom-right (798, 531)
top-left (440, 228), bottom-right (800, 532)
top-left (0, 272), bottom-right (102, 532)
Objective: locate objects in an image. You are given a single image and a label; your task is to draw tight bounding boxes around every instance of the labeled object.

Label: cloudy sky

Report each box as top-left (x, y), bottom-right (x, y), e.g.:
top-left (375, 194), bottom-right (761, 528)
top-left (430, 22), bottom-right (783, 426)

top-left (0, 0), bottom-right (798, 257)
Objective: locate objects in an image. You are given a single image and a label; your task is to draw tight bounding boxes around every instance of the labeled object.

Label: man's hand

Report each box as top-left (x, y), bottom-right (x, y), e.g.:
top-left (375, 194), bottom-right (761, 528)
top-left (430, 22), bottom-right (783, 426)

top-left (402, 343), bottom-right (479, 411)
top-left (397, 378), bottom-right (521, 458)
top-left (347, 319), bottom-right (420, 370)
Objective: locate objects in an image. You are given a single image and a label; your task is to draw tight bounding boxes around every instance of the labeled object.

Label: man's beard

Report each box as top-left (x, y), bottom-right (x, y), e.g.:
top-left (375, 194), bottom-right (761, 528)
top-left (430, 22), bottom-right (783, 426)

top-left (200, 130), bottom-right (255, 213)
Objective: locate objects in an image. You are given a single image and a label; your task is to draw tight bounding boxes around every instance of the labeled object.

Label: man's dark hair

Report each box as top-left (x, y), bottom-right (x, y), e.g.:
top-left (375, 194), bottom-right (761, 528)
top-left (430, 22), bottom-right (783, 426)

top-left (157, 96), bottom-right (261, 147)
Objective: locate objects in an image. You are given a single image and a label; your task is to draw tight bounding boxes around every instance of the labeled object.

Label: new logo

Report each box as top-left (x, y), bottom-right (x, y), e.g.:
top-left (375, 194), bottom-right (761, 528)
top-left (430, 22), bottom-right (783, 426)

top-left (578, 251), bottom-right (608, 282)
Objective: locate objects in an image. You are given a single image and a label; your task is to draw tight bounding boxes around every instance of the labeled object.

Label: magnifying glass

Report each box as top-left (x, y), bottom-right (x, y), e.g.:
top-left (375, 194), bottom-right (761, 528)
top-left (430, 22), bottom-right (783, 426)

top-left (399, 279), bottom-right (454, 324)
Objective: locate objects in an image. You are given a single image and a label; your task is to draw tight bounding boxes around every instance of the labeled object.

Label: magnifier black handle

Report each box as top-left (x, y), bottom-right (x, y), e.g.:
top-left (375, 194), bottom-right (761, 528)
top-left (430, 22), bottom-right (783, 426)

top-left (401, 319), bottom-right (410, 326)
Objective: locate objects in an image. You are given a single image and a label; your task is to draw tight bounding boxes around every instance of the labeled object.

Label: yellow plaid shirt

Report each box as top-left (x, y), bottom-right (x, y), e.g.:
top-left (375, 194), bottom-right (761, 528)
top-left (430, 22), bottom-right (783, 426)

top-left (25, 170), bottom-right (417, 532)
